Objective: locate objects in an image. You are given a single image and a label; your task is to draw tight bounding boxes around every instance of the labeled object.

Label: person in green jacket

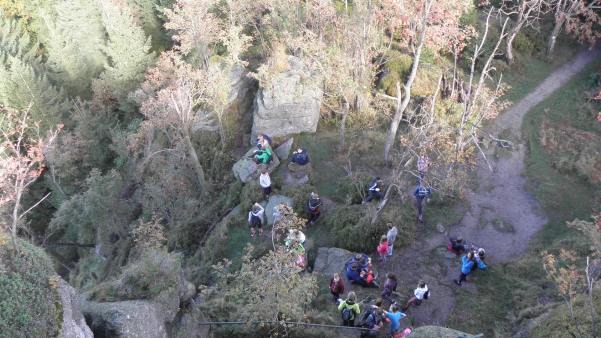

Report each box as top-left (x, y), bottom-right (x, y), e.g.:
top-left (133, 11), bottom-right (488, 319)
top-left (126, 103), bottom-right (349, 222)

top-left (249, 147), bottom-right (272, 165)
top-left (338, 291), bottom-right (361, 327)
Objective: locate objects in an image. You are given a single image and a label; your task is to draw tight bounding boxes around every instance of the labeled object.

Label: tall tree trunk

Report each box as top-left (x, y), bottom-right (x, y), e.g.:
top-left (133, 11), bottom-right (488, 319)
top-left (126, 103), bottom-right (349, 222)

top-left (10, 189), bottom-right (22, 251)
top-left (185, 136), bottom-right (212, 193)
top-left (546, 18), bottom-right (564, 57)
top-left (506, 30), bottom-right (518, 65)
top-left (339, 100), bottom-right (349, 149)
top-left (383, 1), bottom-right (430, 165)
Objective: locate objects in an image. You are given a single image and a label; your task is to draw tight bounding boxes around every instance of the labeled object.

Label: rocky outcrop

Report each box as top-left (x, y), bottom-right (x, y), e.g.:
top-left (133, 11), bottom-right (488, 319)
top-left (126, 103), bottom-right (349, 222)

top-left (263, 194), bottom-right (294, 225)
top-left (232, 148), bottom-right (280, 183)
top-left (56, 279), bottom-right (94, 338)
top-left (273, 138), bottom-right (293, 160)
top-left (409, 326), bottom-right (481, 338)
top-left (77, 279), bottom-right (197, 338)
top-left (250, 57), bottom-right (322, 144)
top-left (313, 247), bottom-right (353, 278)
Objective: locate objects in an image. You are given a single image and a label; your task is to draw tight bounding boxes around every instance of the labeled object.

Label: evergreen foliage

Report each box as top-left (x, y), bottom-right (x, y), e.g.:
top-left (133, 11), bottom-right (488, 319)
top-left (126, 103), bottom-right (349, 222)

top-left (93, 0), bottom-right (156, 113)
top-left (0, 234), bottom-right (60, 338)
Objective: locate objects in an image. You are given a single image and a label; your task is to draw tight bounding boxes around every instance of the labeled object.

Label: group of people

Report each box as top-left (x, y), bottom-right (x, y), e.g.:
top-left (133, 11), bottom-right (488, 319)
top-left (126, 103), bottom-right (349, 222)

top-left (447, 237), bottom-right (487, 286)
top-left (334, 250), bottom-right (426, 337)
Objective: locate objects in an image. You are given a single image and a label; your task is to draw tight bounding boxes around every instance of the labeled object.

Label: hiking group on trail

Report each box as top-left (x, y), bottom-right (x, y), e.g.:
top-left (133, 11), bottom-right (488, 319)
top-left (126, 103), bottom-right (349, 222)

top-left (244, 140), bottom-right (488, 336)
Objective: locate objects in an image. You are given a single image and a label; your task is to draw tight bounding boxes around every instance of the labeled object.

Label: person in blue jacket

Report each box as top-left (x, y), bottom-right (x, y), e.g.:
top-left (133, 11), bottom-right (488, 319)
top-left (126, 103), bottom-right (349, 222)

top-left (413, 179), bottom-right (432, 221)
top-left (290, 147), bottom-right (309, 165)
top-left (346, 263), bottom-right (379, 288)
top-left (363, 177), bottom-right (384, 203)
top-left (344, 253), bottom-right (371, 270)
top-left (453, 251), bottom-right (475, 286)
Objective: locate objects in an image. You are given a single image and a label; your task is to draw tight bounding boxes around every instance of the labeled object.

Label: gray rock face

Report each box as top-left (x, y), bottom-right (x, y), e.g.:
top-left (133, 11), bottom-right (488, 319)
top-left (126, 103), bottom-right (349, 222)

top-left (232, 148), bottom-right (280, 183)
top-left (264, 194), bottom-right (294, 225)
top-left (228, 64), bottom-right (249, 104)
top-left (78, 297), bottom-right (171, 338)
top-left (273, 138), bottom-right (293, 160)
top-left (250, 57), bottom-right (322, 144)
top-left (313, 247), bottom-right (353, 278)
top-left (56, 279), bottom-right (94, 338)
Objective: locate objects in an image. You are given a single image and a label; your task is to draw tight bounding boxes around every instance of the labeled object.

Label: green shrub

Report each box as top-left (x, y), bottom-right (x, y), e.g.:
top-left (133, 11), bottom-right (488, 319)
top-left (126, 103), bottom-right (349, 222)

top-left (460, 7), bottom-right (478, 27)
top-left (513, 32), bottom-right (534, 57)
top-left (280, 184), bottom-right (318, 212)
top-left (239, 180), bottom-right (266, 212)
top-left (90, 250), bottom-right (181, 302)
top-left (0, 235), bottom-right (60, 338)
top-left (381, 51), bottom-right (413, 96)
top-left (334, 172), bottom-right (374, 204)
top-left (321, 202), bottom-right (415, 252)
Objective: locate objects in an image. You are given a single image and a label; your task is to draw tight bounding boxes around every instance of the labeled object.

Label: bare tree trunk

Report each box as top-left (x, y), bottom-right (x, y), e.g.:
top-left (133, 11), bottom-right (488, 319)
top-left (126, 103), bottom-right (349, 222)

top-left (506, 30), bottom-right (518, 65)
top-left (185, 136), bottom-right (212, 193)
top-left (546, 18), bottom-right (564, 57)
top-left (384, 1), bottom-right (431, 165)
top-left (10, 190), bottom-right (22, 251)
top-left (339, 100), bottom-right (349, 149)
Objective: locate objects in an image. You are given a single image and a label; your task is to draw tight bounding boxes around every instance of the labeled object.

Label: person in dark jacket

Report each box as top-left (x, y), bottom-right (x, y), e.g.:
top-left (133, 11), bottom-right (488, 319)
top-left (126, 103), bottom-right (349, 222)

top-left (307, 192), bottom-right (323, 225)
top-left (290, 147), bottom-right (309, 165)
top-left (380, 272), bottom-right (398, 305)
top-left (344, 253), bottom-right (371, 270)
top-left (448, 237), bottom-right (466, 254)
top-left (363, 177), bottom-right (384, 203)
top-left (346, 263), bottom-right (380, 288)
top-left (330, 273), bottom-right (345, 304)
top-left (413, 180), bottom-right (432, 221)
top-left (360, 307), bottom-right (385, 338)
top-left (454, 251), bottom-right (475, 286)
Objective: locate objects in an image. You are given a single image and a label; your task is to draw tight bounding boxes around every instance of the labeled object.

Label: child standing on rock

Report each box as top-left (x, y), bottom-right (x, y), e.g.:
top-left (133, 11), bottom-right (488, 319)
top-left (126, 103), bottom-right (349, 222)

top-left (259, 171), bottom-right (271, 201)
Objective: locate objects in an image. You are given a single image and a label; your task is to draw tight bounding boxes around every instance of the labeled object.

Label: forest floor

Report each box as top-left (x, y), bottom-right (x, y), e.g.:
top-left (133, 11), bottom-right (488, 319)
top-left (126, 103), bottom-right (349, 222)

top-left (330, 45), bottom-right (601, 337)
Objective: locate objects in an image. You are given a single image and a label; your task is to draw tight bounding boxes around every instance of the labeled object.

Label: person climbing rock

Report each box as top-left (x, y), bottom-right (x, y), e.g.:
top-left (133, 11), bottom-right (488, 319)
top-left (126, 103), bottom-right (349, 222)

top-left (363, 177), bottom-right (384, 203)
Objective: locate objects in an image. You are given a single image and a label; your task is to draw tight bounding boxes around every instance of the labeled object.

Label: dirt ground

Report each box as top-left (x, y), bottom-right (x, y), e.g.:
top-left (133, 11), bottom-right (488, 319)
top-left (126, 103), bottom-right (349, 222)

top-left (336, 45), bottom-right (601, 333)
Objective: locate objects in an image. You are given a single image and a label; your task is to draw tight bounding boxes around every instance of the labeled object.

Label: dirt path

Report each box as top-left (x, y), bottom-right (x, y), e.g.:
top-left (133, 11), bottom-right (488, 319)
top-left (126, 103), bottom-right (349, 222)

top-left (374, 45), bottom-right (601, 329)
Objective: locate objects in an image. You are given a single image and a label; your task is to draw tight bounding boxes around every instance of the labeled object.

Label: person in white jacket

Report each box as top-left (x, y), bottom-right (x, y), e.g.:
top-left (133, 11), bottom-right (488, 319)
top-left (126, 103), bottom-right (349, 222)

top-left (259, 171), bottom-right (271, 201)
top-left (402, 280), bottom-right (428, 311)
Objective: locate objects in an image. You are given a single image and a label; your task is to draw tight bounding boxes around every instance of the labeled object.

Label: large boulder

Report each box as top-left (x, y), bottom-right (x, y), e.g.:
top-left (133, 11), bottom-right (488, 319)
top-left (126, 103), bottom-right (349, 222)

top-left (274, 138), bottom-right (293, 160)
top-left (77, 297), bottom-right (174, 338)
top-left (232, 148), bottom-right (280, 183)
top-left (250, 57), bottom-right (323, 144)
top-left (56, 279), bottom-right (94, 338)
top-left (264, 194), bottom-right (294, 225)
top-left (313, 247), bottom-right (353, 278)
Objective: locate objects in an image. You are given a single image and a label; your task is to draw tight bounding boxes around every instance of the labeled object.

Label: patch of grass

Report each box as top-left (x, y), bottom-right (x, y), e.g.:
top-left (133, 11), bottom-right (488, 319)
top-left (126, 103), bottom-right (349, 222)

top-left (491, 217), bottom-right (514, 233)
top-left (447, 266), bottom-right (519, 337)
top-left (477, 216), bottom-right (488, 229)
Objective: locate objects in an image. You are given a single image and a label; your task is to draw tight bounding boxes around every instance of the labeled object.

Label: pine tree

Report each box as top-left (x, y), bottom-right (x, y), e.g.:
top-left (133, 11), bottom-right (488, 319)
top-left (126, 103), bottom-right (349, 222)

top-left (37, 0), bottom-right (107, 99)
top-left (0, 14), bottom-right (71, 131)
top-left (93, 0), bottom-right (157, 113)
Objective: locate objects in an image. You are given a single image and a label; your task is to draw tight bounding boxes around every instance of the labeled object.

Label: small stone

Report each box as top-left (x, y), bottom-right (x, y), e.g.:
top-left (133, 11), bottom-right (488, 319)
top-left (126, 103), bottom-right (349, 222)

top-left (436, 222), bottom-right (445, 233)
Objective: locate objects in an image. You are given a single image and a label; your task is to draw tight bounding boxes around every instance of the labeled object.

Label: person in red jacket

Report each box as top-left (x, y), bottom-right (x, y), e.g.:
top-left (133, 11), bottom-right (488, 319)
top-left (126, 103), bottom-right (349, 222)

top-left (330, 272), bottom-right (345, 304)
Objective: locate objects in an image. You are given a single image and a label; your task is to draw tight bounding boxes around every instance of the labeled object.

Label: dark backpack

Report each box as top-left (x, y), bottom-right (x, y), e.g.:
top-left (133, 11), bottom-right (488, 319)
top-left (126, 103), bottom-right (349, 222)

top-left (423, 290), bottom-right (430, 300)
top-left (251, 214), bottom-right (262, 227)
top-left (341, 307), bottom-right (354, 321)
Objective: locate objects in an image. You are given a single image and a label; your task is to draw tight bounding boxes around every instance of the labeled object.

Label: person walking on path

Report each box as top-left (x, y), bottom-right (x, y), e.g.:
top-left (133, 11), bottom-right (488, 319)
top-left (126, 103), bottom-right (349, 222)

top-left (338, 292), bottom-right (361, 327)
top-left (380, 273), bottom-right (398, 306)
top-left (417, 153), bottom-right (431, 178)
top-left (382, 304), bottom-right (406, 338)
top-left (330, 273), bottom-right (345, 304)
top-left (413, 180), bottom-right (431, 221)
top-left (363, 177), bottom-right (384, 203)
top-left (403, 280), bottom-right (428, 311)
top-left (454, 251), bottom-right (475, 286)
top-left (360, 307), bottom-right (385, 338)
top-left (307, 192), bottom-right (323, 225)
top-left (377, 235), bottom-right (389, 263)
top-left (247, 203), bottom-right (264, 237)
top-left (259, 171), bottom-right (271, 201)
top-left (386, 223), bottom-right (398, 256)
